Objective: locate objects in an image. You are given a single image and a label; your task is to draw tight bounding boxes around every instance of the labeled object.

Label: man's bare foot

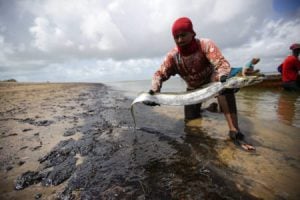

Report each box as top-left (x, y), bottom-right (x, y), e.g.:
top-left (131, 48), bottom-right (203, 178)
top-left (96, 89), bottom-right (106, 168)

top-left (229, 131), bottom-right (255, 151)
top-left (238, 140), bottom-right (256, 151)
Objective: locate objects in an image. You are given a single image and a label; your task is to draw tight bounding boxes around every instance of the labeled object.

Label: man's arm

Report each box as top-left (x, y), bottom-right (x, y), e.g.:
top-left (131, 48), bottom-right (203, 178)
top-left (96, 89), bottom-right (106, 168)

top-left (151, 52), bottom-right (177, 92)
top-left (201, 39), bottom-right (231, 81)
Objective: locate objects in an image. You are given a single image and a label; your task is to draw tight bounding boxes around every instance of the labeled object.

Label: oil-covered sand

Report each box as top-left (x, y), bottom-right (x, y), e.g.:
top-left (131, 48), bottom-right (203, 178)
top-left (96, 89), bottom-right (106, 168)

top-left (0, 82), bottom-right (299, 199)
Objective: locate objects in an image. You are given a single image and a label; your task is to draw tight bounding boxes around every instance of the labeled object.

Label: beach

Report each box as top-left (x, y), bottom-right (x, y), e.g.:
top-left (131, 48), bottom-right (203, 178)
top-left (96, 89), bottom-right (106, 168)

top-left (0, 81), bottom-right (299, 199)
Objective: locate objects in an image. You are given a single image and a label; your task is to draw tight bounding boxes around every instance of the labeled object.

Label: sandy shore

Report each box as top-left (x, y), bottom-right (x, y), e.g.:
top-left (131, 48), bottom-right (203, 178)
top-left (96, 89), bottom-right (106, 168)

top-left (0, 83), bottom-right (98, 199)
top-left (0, 82), bottom-right (299, 199)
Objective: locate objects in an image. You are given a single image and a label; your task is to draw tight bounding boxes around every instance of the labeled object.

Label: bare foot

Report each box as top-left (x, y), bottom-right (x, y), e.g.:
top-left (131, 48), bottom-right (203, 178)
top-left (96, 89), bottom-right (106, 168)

top-left (239, 140), bottom-right (256, 151)
top-left (229, 131), bottom-right (255, 151)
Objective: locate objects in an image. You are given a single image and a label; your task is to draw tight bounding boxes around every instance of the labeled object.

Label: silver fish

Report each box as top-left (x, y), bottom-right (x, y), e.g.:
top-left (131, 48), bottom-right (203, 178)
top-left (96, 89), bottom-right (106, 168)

top-left (131, 76), bottom-right (263, 128)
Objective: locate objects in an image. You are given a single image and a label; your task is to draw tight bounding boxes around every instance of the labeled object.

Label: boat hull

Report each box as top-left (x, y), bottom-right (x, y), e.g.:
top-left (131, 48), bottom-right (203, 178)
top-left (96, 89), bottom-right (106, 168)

top-left (246, 74), bottom-right (282, 88)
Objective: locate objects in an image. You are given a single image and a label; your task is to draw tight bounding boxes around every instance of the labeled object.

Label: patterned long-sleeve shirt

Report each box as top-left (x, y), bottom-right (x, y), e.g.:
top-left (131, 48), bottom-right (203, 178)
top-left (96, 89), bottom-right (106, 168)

top-left (151, 38), bottom-right (231, 92)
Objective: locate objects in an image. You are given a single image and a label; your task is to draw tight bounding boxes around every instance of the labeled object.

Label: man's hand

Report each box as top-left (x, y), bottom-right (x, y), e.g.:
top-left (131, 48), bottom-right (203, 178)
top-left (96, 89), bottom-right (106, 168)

top-left (220, 75), bottom-right (228, 83)
top-left (143, 101), bottom-right (160, 106)
top-left (143, 90), bottom-right (160, 106)
top-left (148, 89), bottom-right (155, 95)
top-left (219, 75), bottom-right (240, 94)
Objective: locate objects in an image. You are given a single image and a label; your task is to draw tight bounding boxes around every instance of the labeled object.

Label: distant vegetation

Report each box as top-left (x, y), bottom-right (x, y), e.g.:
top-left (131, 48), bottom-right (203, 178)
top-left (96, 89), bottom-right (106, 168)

top-left (0, 79), bottom-right (17, 82)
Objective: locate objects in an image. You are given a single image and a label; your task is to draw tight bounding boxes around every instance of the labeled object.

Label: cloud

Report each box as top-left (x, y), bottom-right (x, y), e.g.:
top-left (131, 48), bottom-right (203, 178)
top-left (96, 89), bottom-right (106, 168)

top-left (31, 58), bottom-right (162, 82)
top-left (224, 17), bottom-right (300, 71)
top-left (0, 0), bottom-right (299, 82)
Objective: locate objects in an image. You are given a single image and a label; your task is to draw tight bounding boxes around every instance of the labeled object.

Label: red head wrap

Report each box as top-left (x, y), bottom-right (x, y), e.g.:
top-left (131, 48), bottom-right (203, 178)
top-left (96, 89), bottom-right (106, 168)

top-left (171, 17), bottom-right (198, 56)
top-left (172, 17), bottom-right (195, 37)
top-left (290, 43), bottom-right (300, 50)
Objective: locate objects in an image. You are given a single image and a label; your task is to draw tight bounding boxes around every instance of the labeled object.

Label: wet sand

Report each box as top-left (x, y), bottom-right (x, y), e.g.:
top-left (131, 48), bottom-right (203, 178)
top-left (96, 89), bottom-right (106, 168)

top-left (0, 82), bottom-right (299, 199)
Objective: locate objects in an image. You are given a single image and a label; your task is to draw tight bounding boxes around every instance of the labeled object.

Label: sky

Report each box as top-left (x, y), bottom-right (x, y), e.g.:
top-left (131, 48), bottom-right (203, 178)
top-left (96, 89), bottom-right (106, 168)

top-left (0, 0), bottom-right (299, 83)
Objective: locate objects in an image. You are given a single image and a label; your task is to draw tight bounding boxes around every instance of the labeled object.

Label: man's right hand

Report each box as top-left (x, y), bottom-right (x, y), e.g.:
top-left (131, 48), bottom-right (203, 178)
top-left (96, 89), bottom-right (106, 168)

top-left (148, 89), bottom-right (155, 95)
top-left (143, 90), bottom-right (160, 106)
top-left (143, 101), bottom-right (160, 106)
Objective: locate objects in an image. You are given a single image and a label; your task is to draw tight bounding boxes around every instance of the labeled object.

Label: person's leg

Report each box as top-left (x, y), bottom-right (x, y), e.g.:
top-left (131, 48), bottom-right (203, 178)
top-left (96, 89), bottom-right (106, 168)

top-left (218, 90), bottom-right (255, 151)
top-left (224, 92), bottom-right (238, 129)
top-left (282, 81), bottom-right (300, 91)
top-left (184, 103), bottom-right (202, 121)
top-left (184, 88), bottom-right (202, 121)
top-left (217, 94), bottom-right (238, 132)
top-left (206, 102), bottom-right (218, 113)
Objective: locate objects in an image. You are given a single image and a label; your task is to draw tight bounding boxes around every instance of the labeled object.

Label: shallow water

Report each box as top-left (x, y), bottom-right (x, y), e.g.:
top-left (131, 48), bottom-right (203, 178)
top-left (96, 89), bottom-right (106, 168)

top-left (108, 78), bottom-right (300, 128)
top-left (109, 78), bottom-right (300, 199)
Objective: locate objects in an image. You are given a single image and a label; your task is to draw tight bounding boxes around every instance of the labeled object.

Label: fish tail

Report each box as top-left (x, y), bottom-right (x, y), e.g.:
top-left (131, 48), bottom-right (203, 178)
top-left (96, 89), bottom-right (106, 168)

top-left (130, 104), bottom-right (137, 130)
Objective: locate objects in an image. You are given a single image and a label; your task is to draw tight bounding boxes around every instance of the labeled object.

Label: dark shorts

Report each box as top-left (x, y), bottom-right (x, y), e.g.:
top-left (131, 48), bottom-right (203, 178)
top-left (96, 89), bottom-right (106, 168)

top-left (184, 87), bottom-right (203, 120)
top-left (184, 88), bottom-right (237, 120)
top-left (282, 81), bottom-right (300, 91)
top-left (184, 103), bottom-right (202, 120)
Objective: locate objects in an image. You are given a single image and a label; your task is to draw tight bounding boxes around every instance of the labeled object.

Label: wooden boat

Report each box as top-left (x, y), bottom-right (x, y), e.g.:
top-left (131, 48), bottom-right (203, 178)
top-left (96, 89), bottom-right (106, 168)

top-left (249, 74), bottom-right (282, 88)
top-left (246, 73), bottom-right (299, 89)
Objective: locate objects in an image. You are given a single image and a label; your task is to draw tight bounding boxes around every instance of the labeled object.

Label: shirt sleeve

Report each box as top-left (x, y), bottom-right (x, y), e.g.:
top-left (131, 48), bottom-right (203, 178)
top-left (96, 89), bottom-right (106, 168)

top-left (151, 52), bottom-right (177, 92)
top-left (201, 39), bottom-right (231, 81)
top-left (244, 61), bottom-right (253, 69)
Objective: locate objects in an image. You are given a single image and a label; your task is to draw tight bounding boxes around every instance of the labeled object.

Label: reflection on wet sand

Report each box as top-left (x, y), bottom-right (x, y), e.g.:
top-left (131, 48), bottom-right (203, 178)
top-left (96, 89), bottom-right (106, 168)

top-left (148, 87), bottom-right (300, 199)
top-left (277, 91), bottom-right (300, 127)
top-left (138, 125), bottom-right (258, 199)
top-left (182, 109), bottom-right (300, 200)
top-left (114, 79), bottom-right (300, 199)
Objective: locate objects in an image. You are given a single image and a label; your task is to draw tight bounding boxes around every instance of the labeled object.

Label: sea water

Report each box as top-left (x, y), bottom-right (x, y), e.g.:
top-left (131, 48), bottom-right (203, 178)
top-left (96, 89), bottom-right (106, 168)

top-left (108, 77), bottom-right (300, 199)
top-left (108, 77), bottom-right (300, 128)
